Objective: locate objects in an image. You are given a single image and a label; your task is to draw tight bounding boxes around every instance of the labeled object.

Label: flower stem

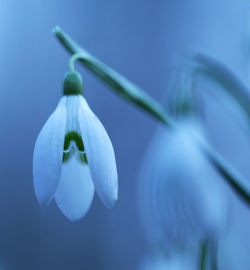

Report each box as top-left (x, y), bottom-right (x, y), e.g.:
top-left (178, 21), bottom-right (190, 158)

top-left (197, 137), bottom-right (250, 205)
top-left (69, 52), bottom-right (84, 72)
top-left (199, 240), bottom-right (208, 270)
top-left (199, 238), bottom-right (218, 270)
top-left (53, 26), bottom-right (173, 127)
top-left (53, 26), bottom-right (250, 207)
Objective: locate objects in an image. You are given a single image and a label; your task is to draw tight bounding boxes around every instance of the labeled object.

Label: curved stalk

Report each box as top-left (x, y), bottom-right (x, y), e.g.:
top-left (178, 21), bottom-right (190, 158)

top-left (53, 26), bottom-right (250, 207)
top-left (53, 26), bottom-right (173, 127)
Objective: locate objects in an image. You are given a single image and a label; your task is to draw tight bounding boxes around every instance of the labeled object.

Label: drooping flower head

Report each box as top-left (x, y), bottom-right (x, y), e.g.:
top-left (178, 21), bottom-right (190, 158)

top-left (33, 70), bottom-right (118, 221)
top-left (138, 120), bottom-right (229, 251)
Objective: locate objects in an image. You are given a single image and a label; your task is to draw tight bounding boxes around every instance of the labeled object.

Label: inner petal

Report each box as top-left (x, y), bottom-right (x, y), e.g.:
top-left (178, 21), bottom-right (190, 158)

top-left (65, 96), bottom-right (81, 134)
top-left (63, 96), bottom-right (88, 163)
top-left (64, 131), bottom-right (84, 152)
top-left (63, 134), bottom-right (88, 164)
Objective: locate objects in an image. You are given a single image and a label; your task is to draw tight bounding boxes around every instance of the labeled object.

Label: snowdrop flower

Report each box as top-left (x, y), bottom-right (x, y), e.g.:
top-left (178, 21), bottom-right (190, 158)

top-left (138, 120), bottom-right (228, 251)
top-left (33, 71), bottom-right (118, 221)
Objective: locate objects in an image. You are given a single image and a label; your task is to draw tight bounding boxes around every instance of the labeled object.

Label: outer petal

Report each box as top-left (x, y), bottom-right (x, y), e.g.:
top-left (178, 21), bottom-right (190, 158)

top-left (156, 122), bottom-right (228, 248)
top-left (78, 96), bottom-right (118, 209)
top-left (138, 126), bottom-right (171, 246)
top-left (55, 155), bottom-right (95, 221)
top-left (33, 98), bottom-right (66, 208)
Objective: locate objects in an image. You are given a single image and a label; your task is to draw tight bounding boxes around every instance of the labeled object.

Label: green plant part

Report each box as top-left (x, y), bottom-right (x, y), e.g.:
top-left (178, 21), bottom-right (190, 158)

top-left (63, 71), bottom-right (83, 96)
top-left (63, 131), bottom-right (88, 164)
top-left (53, 25), bottom-right (250, 208)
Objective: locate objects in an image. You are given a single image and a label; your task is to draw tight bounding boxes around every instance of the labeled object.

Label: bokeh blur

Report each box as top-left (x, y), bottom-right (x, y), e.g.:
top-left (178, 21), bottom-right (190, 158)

top-left (0, 0), bottom-right (250, 269)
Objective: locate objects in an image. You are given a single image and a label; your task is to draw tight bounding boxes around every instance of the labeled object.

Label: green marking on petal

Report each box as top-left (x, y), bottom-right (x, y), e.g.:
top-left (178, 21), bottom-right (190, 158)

top-left (63, 152), bottom-right (71, 162)
top-left (64, 131), bottom-right (84, 151)
top-left (63, 131), bottom-right (88, 164)
top-left (79, 153), bottom-right (88, 164)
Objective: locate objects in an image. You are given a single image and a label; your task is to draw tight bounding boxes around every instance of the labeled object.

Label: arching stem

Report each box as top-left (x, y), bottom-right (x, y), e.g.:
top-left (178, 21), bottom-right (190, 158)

top-left (53, 25), bottom-right (250, 207)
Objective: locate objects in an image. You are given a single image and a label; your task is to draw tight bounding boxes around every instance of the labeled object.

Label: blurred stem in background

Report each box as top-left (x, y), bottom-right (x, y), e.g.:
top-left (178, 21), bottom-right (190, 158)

top-left (199, 240), bottom-right (208, 270)
top-left (199, 239), bottom-right (218, 270)
top-left (53, 26), bottom-right (250, 208)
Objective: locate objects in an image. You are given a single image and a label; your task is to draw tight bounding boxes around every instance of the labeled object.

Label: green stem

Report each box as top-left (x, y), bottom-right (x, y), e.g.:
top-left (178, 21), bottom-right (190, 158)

top-left (199, 240), bottom-right (208, 270)
top-left (53, 26), bottom-right (173, 127)
top-left (69, 52), bottom-right (84, 72)
top-left (53, 26), bottom-right (250, 207)
top-left (199, 238), bottom-right (218, 270)
top-left (197, 136), bottom-right (250, 205)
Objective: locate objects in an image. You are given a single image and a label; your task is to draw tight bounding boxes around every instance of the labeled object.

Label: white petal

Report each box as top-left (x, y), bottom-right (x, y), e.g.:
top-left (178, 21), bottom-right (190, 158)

top-left (64, 95), bottom-right (81, 134)
top-left (138, 126), bottom-right (171, 246)
top-left (156, 122), bottom-right (228, 247)
top-left (33, 98), bottom-right (66, 208)
top-left (55, 155), bottom-right (95, 221)
top-left (78, 96), bottom-right (118, 209)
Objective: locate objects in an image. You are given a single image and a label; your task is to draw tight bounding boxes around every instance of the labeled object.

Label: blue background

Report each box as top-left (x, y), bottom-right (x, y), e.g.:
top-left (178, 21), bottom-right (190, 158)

top-left (0, 0), bottom-right (250, 269)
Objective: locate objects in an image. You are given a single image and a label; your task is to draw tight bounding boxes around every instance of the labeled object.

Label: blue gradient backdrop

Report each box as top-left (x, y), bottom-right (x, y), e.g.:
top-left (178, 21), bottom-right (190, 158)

top-left (0, 0), bottom-right (250, 269)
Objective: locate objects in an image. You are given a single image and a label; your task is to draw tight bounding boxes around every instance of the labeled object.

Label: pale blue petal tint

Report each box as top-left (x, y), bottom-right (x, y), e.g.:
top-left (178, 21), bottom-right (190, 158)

top-left (138, 126), bottom-right (170, 246)
top-left (139, 120), bottom-right (229, 251)
top-left (156, 122), bottom-right (229, 247)
top-left (65, 95), bottom-right (81, 134)
top-left (55, 154), bottom-right (95, 222)
top-left (78, 96), bottom-right (118, 209)
top-left (138, 252), bottom-right (197, 270)
top-left (176, 123), bottom-right (229, 237)
top-left (33, 97), bottom-right (67, 208)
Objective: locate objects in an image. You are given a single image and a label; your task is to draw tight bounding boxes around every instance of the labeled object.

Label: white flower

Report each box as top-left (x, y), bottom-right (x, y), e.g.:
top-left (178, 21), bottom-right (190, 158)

top-left (139, 120), bottom-right (228, 250)
top-left (33, 71), bottom-right (118, 221)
